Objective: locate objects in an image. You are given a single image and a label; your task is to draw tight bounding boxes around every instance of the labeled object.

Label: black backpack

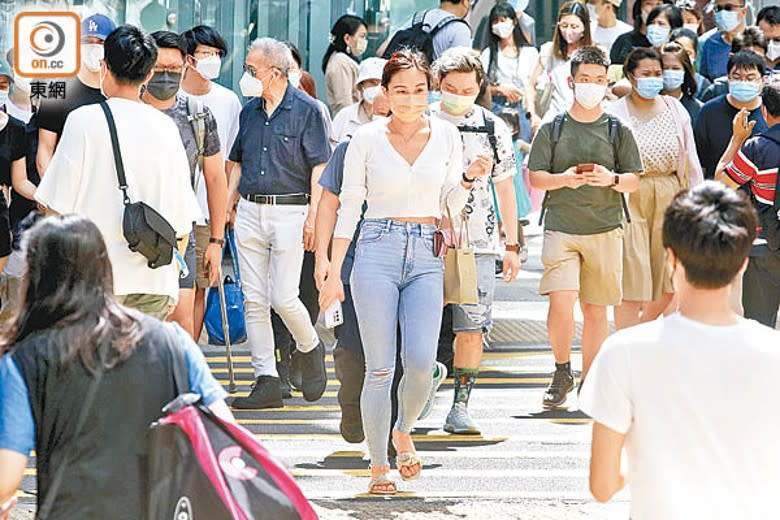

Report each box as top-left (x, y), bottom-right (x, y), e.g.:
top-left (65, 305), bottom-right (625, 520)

top-left (458, 117), bottom-right (500, 165)
top-left (538, 113), bottom-right (631, 225)
top-left (382, 10), bottom-right (469, 64)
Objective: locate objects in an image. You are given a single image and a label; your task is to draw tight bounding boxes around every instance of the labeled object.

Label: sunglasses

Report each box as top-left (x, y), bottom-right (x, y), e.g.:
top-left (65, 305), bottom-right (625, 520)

top-left (713, 3), bottom-right (743, 12)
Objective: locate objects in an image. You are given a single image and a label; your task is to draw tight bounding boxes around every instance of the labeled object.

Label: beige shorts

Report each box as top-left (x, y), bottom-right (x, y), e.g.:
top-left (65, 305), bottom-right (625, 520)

top-left (194, 224), bottom-right (212, 290)
top-left (540, 228), bottom-right (624, 306)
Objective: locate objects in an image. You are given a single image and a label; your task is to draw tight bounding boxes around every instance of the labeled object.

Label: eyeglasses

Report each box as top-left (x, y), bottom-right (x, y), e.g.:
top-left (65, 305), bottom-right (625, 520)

top-left (154, 66), bottom-right (184, 74)
top-left (243, 64), bottom-right (276, 77)
top-left (713, 3), bottom-right (743, 12)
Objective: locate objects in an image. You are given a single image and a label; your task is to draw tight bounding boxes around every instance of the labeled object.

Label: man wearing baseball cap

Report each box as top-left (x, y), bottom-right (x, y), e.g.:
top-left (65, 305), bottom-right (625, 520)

top-left (330, 57), bottom-right (389, 143)
top-left (587, 0), bottom-right (632, 55)
top-left (36, 13), bottom-right (116, 176)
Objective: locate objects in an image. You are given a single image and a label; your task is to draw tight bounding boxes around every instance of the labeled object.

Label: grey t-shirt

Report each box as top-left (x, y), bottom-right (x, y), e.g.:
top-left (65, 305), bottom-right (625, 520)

top-left (399, 8), bottom-right (472, 60)
top-left (162, 95), bottom-right (221, 187)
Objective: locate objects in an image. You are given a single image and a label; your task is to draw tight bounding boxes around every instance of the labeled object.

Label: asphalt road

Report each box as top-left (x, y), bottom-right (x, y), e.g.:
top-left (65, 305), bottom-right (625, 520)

top-left (13, 223), bottom-right (631, 519)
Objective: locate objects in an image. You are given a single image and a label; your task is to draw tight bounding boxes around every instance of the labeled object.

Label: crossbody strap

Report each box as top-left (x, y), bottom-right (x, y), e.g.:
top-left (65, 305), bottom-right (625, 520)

top-left (99, 100), bottom-right (131, 206)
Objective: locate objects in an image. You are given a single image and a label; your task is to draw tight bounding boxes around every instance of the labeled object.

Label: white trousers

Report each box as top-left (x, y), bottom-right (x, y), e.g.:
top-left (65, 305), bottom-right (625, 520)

top-left (234, 199), bottom-right (318, 377)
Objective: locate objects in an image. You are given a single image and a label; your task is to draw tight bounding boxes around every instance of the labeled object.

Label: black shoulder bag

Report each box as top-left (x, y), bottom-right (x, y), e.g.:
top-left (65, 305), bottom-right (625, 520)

top-left (99, 101), bottom-right (176, 269)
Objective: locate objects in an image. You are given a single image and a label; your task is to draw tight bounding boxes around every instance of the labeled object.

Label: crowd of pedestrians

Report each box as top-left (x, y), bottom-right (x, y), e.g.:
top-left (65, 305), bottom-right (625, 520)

top-left (0, 0), bottom-right (779, 515)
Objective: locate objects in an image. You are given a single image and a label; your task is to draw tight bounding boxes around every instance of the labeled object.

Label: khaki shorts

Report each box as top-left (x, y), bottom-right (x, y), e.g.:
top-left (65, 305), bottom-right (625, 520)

top-left (540, 228), bottom-right (624, 306)
top-left (118, 294), bottom-right (175, 321)
top-left (194, 224), bottom-right (212, 290)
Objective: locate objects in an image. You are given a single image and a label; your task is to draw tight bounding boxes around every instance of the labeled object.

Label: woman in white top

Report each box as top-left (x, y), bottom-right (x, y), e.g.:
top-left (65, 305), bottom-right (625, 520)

top-left (322, 15), bottom-right (368, 116)
top-left (526, 1), bottom-right (593, 129)
top-left (319, 50), bottom-right (489, 496)
top-left (331, 57), bottom-right (390, 144)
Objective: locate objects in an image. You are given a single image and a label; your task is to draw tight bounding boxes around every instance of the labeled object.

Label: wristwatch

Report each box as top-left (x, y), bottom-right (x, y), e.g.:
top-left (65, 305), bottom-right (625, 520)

top-left (209, 237), bottom-right (225, 246)
top-left (505, 243), bottom-right (521, 254)
top-left (462, 172), bottom-right (476, 184)
top-left (612, 174), bottom-right (620, 187)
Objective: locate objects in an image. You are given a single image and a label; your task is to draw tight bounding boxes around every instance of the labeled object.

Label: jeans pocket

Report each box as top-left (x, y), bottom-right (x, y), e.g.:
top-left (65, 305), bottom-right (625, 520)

top-left (357, 225), bottom-right (386, 244)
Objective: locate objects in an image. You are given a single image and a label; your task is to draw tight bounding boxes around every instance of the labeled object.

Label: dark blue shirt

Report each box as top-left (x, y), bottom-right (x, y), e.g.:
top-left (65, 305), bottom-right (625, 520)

top-left (700, 32), bottom-right (731, 81)
top-left (694, 94), bottom-right (768, 179)
top-left (318, 139), bottom-right (364, 285)
top-left (229, 85), bottom-right (331, 196)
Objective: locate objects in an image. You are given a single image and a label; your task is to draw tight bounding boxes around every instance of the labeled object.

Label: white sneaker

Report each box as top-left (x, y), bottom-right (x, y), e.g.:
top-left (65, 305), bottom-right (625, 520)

top-left (418, 362), bottom-right (447, 420)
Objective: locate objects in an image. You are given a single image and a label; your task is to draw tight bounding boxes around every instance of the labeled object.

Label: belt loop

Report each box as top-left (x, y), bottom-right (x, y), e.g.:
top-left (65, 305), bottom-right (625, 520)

top-left (384, 219), bottom-right (392, 232)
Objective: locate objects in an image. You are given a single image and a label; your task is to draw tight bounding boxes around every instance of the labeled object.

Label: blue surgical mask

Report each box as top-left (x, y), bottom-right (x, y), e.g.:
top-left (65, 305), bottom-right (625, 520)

top-left (428, 90), bottom-right (442, 105)
top-left (715, 9), bottom-right (741, 33)
top-left (662, 70), bottom-right (685, 90)
top-left (646, 24), bottom-right (670, 47)
top-left (729, 80), bottom-right (759, 103)
top-left (0, 89), bottom-right (8, 107)
top-left (635, 77), bottom-right (664, 99)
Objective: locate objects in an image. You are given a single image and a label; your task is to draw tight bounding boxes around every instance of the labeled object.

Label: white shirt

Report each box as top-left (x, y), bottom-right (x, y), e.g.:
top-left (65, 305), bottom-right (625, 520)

top-left (539, 41), bottom-right (573, 119)
top-left (330, 101), bottom-right (368, 144)
top-left (590, 19), bottom-right (632, 54)
top-left (334, 116), bottom-right (468, 240)
top-left (35, 97), bottom-right (201, 301)
top-left (184, 82), bottom-right (242, 225)
top-left (579, 314), bottom-right (780, 520)
top-left (480, 46), bottom-right (539, 91)
top-left (430, 103), bottom-right (516, 255)
top-left (4, 100), bottom-right (32, 124)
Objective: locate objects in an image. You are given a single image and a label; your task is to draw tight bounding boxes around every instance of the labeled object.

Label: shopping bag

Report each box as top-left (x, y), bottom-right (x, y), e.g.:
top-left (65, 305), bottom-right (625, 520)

top-left (442, 211), bottom-right (478, 305)
top-left (205, 228), bottom-right (247, 345)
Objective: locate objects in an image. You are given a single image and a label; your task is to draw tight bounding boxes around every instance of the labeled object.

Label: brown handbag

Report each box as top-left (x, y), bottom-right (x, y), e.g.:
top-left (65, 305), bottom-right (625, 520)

top-left (442, 208), bottom-right (479, 305)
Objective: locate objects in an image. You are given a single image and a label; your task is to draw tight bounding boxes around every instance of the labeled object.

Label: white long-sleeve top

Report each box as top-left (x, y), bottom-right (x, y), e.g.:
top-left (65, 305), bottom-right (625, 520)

top-left (333, 116), bottom-right (469, 240)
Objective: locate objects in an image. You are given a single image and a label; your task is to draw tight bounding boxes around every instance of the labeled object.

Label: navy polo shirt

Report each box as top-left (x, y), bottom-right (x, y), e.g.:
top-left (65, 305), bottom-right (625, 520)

top-left (229, 85), bottom-right (331, 196)
top-left (694, 94), bottom-right (768, 179)
top-left (699, 32), bottom-right (731, 82)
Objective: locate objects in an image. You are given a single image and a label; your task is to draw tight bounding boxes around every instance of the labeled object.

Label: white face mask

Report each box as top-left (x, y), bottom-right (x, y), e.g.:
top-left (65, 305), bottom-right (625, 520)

top-left (353, 38), bottom-right (368, 57)
top-left (362, 85), bottom-right (381, 104)
top-left (195, 55), bottom-right (221, 80)
top-left (491, 20), bottom-right (515, 39)
top-left (768, 40), bottom-right (780, 63)
top-left (288, 71), bottom-right (302, 89)
top-left (239, 71), bottom-right (264, 97)
top-left (683, 23), bottom-right (699, 34)
top-left (13, 74), bottom-right (32, 93)
top-left (574, 82), bottom-right (607, 109)
top-left (0, 89), bottom-right (8, 106)
top-left (81, 43), bottom-right (104, 73)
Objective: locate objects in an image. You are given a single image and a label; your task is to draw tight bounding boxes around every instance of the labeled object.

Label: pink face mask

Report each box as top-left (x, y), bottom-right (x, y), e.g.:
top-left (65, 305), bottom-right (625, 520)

top-left (562, 28), bottom-right (584, 44)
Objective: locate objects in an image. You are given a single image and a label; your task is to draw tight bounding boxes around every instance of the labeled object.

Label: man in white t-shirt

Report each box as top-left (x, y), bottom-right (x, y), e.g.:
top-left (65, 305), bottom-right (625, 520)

top-left (586, 0), bottom-right (632, 55)
top-left (580, 181), bottom-right (780, 519)
top-left (36, 25), bottom-right (201, 320)
top-left (180, 25), bottom-right (242, 336)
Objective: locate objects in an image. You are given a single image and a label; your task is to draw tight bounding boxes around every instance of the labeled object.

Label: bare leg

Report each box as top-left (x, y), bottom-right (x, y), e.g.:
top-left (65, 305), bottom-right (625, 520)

top-left (193, 287), bottom-right (206, 342)
top-left (580, 302), bottom-right (609, 382)
top-left (547, 291), bottom-right (579, 364)
top-left (640, 293), bottom-right (674, 323)
top-left (614, 300), bottom-right (643, 330)
top-left (168, 288), bottom-right (196, 338)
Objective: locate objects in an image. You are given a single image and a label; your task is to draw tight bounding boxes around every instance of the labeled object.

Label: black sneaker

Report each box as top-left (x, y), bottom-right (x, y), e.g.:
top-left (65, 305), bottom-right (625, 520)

top-left (289, 351), bottom-right (303, 391)
top-left (277, 361), bottom-right (293, 399)
top-left (231, 376), bottom-right (284, 409)
top-left (542, 368), bottom-right (575, 409)
top-left (340, 405), bottom-right (365, 443)
top-left (297, 342), bottom-right (327, 402)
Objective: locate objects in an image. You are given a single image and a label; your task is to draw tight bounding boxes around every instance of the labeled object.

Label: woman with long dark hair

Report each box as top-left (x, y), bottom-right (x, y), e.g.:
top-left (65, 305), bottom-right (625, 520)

top-left (526, 1), bottom-right (592, 127)
top-left (0, 215), bottom-right (232, 519)
top-left (661, 41), bottom-right (703, 125)
top-left (322, 14), bottom-right (368, 116)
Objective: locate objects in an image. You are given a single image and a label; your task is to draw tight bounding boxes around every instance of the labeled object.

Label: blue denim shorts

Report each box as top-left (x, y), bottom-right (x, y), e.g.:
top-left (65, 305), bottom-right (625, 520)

top-left (451, 253), bottom-right (497, 334)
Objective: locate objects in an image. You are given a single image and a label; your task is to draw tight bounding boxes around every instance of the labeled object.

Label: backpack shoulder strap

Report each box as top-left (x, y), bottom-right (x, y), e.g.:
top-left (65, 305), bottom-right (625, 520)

top-left (483, 117), bottom-right (499, 165)
top-left (549, 113), bottom-right (566, 169)
top-left (186, 96), bottom-right (207, 161)
top-left (99, 100), bottom-right (131, 206)
top-left (431, 15), bottom-right (469, 35)
top-left (606, 115), bottom-right (631, 223)
top-left (412, 10), bottom-right (428, 27)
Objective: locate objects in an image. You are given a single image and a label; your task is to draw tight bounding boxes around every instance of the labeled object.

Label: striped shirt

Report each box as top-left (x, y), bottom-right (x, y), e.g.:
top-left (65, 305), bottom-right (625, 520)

top-left (725, 129), bottom-right (780, 206)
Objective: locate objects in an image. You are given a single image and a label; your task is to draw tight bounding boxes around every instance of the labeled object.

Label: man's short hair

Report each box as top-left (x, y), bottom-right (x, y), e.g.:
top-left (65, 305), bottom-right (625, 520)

top-left (731, 26), bottom-right (768, 53)
top-left (663, 181), bottom-right (757, 289)
top-left (104, 25), bottom-right (158, 85)
top-left (727, 50), bottom-right (767, 75)
top-left (151, 31), bottom-right (186, 59)
top-left (433, 47), bottom-right (485, 86)
top-left (180, 25), bottom-right (228, 57)
top-left (247, 38), bottom-right (294, 78)
top-left (570, 46), bottom-right (609, 77)
top-left (763, 82), bottom-right (780, 118)
top-left (757, 6), bottom-right (780, 26)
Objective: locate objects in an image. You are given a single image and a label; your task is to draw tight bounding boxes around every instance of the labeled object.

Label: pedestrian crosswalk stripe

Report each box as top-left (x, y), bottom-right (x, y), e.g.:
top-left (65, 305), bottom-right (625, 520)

top-left (260, 449), bottom-right (589, 459)
top-left (234, 418), bottom-right (590, 426)
top-left (289, 468), bottom-right (586, 478)
top-left (254, 433), bottom-right (508, 442)
top-left (207, 366), bottom-right (549, 375)
top-left (204, 350), bottom-right (550, 364)
top-left (219, 377), bottom-right (556, 388)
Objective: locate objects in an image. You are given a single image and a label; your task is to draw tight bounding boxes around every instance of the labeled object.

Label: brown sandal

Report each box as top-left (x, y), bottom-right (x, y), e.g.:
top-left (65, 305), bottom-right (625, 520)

top-left (368, 473), bottom-right (397, 495)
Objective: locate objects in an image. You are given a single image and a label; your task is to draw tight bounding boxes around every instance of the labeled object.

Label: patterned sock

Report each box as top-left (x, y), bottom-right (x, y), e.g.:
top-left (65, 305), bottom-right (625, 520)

top-left (452, 367), bottom-right (479, 407)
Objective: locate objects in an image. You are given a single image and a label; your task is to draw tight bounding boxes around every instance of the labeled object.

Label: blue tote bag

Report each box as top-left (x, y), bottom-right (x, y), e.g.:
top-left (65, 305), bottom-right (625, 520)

top-left (205, 228), bottom-right (247, 345)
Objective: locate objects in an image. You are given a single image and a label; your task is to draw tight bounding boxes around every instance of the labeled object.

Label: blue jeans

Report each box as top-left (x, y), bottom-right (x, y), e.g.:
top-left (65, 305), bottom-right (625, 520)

top-left (350, 219), bottom-right (444, 467)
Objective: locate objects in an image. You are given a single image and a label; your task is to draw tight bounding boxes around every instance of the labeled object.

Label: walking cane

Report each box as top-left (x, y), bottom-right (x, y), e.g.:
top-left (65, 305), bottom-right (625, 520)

top-left (216, 264), bottom-right (237, 394)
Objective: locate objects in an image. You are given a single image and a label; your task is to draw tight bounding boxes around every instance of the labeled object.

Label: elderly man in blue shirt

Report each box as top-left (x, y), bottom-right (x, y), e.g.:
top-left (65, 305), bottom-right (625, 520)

top-left (227, 37), bottom-right (331, 409)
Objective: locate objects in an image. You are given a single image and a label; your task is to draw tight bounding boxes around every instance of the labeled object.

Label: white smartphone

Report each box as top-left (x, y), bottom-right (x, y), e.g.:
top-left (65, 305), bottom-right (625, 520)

top-left (324, 301), bottom-right (344, 329)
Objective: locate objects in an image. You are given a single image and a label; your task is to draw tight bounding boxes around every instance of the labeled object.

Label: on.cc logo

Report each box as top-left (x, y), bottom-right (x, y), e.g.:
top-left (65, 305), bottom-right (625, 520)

top-left (29, 21), bottom-right (66, 58)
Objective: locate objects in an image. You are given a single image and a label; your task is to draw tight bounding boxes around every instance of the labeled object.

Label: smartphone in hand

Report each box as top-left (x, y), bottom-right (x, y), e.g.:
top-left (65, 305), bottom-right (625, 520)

top-left (576, 163), bottom-right (595, 174)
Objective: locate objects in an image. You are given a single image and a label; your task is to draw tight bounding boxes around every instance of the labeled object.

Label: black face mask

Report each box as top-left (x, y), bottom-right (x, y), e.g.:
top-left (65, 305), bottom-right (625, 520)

top-left (146, 71), bottom-right (181, 101)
